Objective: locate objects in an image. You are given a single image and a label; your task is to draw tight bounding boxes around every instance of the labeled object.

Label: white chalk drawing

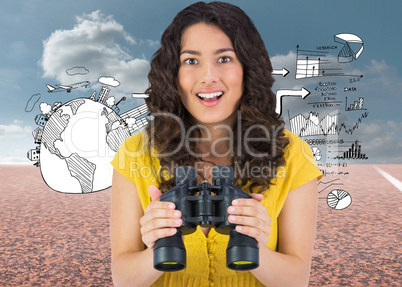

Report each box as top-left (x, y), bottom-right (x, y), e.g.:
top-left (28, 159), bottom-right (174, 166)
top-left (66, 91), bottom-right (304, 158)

top-left (334, 33), bottom-right (364, 63)
top-left (275, 88), bottom-right (310, 116)
top-left (318, 178), bottom-right (344, 194)
top-left (312, 147), bottom-right (322, 161)
top-left (345, 97), bottom-right (367, 111)
top-left (132, 92), bottom-right (149, 98)
top-left (46, 81), bottom-right (90, 93)
top-left (334, 140), bottom-right (368, 160)
top-left (99, 76), bottom-right (120, 87)
top-left (296, 42), bottom-right (364, 79)
top-left (27, 84), bottom-right (149, 193)
top-left (327, 189), bottom-right (352, 210)
top-left (272, 68), bottom-right (289, 77)
top-left (25, 93), bottom-right (41, 112)
top-left (295, 45), bottom-right (329, 79)
top-left (288, 111), bottom-right (368, 137)
top-left (65, 66), bottom-right (89, 76)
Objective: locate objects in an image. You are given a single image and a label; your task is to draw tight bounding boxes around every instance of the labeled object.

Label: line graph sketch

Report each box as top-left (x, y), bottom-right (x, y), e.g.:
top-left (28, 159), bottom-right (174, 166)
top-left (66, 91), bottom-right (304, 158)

top-left (318, 178), bottom-right (344, 194)
top-left (289, 111), bottom-right (338, 136)
top-left (288, 111), bottom-right (368, 137)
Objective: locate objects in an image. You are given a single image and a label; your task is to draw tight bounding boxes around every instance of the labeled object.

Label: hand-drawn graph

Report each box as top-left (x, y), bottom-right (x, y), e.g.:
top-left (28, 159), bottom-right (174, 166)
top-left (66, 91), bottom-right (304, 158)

top-left (334, 140), bottom-right (368, 160)
top-left (327, 189), bottom-right (352, 210)
top-left (312, 147), bottom-right (322, 161)
top-left (318, 178), bottom-right (344, 194)
top-left (288, 111), bottom-right (368, 136)
top-left (295, 45), bottom-right (330, 79)
top-left (288, 111), bottom-right (338, 136)
top-left (345, 97), bottom-right (366, 111)
top-left (334, 33), bottom-right (364, 63)
top-left (295, 45), bottom-right (363, 79)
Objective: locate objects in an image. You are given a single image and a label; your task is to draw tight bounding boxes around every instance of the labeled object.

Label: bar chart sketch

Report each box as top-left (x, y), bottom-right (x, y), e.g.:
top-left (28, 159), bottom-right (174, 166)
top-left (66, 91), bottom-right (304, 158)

top-left (345, 97), bottom-right (366, 111)
top-left (295, 45), bottom-right (363, 79)
top-left (295, 45), bottom-right (330, 79)
top-left (334, 140), bottom-right (368, 160)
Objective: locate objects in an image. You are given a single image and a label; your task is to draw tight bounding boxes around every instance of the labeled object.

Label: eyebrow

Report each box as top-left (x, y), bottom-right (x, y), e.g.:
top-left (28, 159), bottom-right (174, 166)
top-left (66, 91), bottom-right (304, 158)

top-left (180, 48), bottom-right (235, 56)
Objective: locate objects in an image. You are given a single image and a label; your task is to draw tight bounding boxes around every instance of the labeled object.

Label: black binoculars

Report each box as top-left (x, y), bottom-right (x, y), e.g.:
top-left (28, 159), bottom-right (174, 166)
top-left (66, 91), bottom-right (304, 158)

top-left (153, 165), bottom-right (259, 272)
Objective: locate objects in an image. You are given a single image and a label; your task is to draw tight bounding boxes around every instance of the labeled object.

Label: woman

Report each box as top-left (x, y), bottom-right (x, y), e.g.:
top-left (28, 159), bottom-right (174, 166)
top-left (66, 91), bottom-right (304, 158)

top-left (110, 2), bottom-right (322, 286)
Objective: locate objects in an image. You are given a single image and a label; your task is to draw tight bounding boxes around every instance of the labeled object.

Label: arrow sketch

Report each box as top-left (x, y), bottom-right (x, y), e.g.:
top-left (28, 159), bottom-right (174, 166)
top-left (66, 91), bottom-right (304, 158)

top-left (272, 68), bottom-right (289, 77)
top-left (275, 88), bottom-right (310, 116)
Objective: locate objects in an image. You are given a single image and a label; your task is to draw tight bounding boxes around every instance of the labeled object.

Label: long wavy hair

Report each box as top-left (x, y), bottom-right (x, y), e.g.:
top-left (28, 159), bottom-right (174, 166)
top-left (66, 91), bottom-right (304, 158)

top-left (144, 1), bottom-right (289, 193)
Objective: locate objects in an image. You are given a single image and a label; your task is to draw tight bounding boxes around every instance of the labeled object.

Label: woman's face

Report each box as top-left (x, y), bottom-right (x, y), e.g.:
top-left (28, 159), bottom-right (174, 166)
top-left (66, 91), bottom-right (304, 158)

top-left (177, 23), bottom-right (243, 126)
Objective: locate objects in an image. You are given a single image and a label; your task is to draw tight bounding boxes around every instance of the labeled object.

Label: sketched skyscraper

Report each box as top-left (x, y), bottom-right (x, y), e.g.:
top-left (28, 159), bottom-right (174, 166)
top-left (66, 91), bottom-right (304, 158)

top-left (97, 86), bottom-right (110, 104)
top-left (90, 91), bottom-right (97, 101)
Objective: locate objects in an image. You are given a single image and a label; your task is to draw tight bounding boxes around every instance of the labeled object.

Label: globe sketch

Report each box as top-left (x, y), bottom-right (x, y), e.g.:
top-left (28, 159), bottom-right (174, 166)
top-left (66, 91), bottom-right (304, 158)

top-left (40, 98), bottom-right (130, 193)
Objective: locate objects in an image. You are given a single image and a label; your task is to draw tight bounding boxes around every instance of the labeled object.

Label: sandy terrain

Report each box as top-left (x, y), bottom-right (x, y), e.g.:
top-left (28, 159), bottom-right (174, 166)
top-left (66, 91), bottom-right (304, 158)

top-left (0, 165), bottom-right (400, 286)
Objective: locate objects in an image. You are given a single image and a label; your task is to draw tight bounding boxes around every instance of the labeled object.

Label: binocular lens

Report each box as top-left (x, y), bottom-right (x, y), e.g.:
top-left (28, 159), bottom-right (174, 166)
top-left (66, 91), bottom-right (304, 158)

top-left (232, 261), bottom-right (253, 265)
top-left (153, 232), bottom-right (186, 271)
top-left (226, 230), bottom-right (259, 270)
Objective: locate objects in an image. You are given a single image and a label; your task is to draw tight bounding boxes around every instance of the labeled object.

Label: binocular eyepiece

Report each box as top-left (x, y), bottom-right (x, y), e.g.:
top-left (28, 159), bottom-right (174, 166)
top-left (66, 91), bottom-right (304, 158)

top-left (153, 165), bottom-right (259, 272)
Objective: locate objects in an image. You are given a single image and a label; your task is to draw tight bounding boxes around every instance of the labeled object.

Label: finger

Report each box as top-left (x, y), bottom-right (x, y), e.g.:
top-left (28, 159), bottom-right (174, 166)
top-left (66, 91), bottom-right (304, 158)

top-left (143, 227), bottom-right (178, 250)
top-left (250, 193), bottom-right (264, 202)
top-left (141, 217), bottom-right (182, 235)
top-left (141, 207), bottom-right (181, 227)
top-left (228, 213), bottom-right (271, 229)
top-left (234, 225), bottom-right (270, 248)
top-left (231, 197), bottom-right (263, 207)
top-left (145, 200), bottom-right (176, 213)
top-left (148, 185), bottom-right (162, 201)
top-left (228, 204), bottom-right (268, 218)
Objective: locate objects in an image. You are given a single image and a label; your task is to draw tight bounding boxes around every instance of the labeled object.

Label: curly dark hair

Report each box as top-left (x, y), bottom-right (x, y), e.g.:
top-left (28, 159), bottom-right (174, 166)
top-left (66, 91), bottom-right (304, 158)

top-left (144, 1), bottom-right (289, 193)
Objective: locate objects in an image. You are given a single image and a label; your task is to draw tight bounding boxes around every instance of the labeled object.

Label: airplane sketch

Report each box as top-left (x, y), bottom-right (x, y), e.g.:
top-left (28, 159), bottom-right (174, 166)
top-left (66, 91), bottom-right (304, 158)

top-left (46, 81), bottom-right (90, 93)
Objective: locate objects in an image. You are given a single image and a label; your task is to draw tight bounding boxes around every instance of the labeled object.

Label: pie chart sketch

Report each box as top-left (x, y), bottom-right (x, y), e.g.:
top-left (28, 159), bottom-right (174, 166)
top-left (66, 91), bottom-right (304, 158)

top-left (334, 33), bottom-right (364, 63)
top-left (327, 189), bottom-right (352, 210)
top-left (312, 146), bottom-right (322, 161)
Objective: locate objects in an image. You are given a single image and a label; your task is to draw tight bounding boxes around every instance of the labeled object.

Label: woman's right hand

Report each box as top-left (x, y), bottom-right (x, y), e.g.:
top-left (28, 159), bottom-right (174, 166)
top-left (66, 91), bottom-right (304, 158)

top-left (139, 185), bottom-right (182, 250)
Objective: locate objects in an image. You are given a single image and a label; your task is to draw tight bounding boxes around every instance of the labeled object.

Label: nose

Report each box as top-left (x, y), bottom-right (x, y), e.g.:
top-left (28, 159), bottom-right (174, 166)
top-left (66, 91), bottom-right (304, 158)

top-left (200, 61), bottom-right (218, 85)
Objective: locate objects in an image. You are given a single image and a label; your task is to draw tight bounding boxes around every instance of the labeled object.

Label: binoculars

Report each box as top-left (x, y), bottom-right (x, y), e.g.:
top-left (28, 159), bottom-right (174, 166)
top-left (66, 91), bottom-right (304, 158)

top-left (153, 165), bottom-right (259, 272)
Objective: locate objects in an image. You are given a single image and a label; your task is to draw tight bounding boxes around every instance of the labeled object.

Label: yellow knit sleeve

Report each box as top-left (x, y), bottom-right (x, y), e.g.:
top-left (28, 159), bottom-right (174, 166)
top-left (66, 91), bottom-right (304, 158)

top-left (284, 130), bottom-right (323, 191)
top-left (110, 131), bottom-right (161, 211)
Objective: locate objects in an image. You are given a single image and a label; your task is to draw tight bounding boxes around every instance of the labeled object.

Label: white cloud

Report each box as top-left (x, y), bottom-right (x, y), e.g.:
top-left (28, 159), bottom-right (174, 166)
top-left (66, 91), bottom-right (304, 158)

top-left (99, 76), bottom-right (120, 87)
top-left (40, 10), bottom-right (152, 94)
top-left (0, 120), bottom-right (32, 139)
top-left (39, 102), bottom-right (52, 115)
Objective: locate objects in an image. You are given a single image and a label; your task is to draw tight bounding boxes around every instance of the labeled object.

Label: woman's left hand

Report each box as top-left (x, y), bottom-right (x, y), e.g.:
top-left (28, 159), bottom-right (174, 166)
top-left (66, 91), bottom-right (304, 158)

top-left (227, 194), bottom-right (271, 248)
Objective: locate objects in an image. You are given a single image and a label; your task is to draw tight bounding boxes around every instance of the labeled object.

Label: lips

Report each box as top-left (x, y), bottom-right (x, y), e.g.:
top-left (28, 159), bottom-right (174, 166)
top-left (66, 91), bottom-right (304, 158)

top-left (195, 90), bottom-right (224, 107)
top-left (196, 90), bottom-right (224, 102)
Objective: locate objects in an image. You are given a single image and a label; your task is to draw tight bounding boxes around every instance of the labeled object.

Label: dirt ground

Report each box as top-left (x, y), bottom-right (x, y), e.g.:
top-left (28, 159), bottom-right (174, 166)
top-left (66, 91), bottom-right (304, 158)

top-left (0, 165), bottom-right (400, 286)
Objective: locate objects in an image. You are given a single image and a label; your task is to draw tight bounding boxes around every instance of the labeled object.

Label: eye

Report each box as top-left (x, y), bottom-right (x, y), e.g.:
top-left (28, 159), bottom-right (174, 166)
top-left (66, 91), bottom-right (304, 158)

top-left (218, 56), bottom-right (232, 63)
top-left (184, 58), bottom-right (198, 65)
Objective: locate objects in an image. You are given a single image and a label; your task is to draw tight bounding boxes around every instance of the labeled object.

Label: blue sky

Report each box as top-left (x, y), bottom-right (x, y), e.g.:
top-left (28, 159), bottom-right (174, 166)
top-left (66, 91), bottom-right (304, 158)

top-left (1, 0), bottom-right (401, 164)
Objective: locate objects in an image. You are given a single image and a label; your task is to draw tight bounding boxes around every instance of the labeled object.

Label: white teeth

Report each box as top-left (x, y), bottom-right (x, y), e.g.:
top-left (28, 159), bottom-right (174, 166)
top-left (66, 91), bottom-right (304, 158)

top-left (197, 92), bottom-right (223, 98)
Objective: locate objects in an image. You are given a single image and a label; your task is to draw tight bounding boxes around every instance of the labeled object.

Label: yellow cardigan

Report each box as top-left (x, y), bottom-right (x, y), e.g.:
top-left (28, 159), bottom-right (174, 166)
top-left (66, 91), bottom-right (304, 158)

top-left (111, 129), bottom-right (322, 287)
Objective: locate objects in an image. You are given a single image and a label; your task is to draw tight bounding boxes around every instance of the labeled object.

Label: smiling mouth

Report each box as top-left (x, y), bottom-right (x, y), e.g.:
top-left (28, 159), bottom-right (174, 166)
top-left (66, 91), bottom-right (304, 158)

top-left (196, 91), bottom-right (224, 101)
